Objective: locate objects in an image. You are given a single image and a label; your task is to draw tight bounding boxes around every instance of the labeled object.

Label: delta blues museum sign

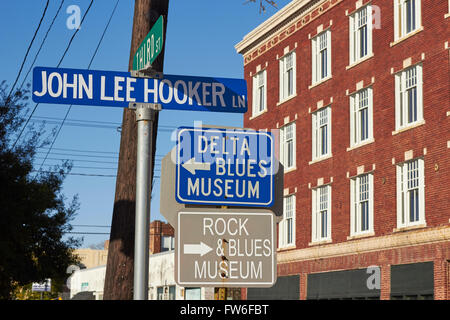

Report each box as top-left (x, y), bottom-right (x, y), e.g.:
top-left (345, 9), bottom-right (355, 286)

top-left (175, 127), bottom-right (275, 207)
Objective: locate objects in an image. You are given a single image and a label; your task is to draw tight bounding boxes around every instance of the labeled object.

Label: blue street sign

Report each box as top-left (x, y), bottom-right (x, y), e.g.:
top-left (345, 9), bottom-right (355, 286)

top-left (32, 66), bottom-right (247, 113)
top-left (175, 127), bottom-right (274, 207)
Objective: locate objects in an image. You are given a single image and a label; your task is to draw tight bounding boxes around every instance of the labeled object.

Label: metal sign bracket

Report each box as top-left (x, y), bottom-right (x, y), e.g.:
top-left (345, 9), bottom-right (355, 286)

top-left (128, 102), bottom-right (162, 112)
top-left (130, 67), bottom-right (163, 80)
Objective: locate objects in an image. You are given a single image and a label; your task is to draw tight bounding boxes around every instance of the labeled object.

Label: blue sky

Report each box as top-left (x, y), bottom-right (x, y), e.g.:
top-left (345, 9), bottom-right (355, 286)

top-left (0, 0), bottom-right (290, 247)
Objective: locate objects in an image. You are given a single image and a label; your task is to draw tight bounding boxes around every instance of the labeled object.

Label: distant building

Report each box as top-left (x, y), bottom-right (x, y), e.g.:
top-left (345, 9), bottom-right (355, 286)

top-left (69, 250), bottom-right (214, 300)
top-left (69, 220), bottom-right (214, 300)
top-left (69, 265), bottom-right (106, 300)
top-left (235, 0), bottom-right (450, 300)
top-left (73, 248), bottom-right (108, 269)
top-left (75, 220), bottom-right (174, 269)
top-left (150, 220), bottom-right (175, 254)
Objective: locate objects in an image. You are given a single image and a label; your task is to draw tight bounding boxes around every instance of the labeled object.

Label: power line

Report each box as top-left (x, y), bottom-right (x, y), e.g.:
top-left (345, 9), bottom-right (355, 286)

top-left (33, 116), bottom-right (122, 126)
top-left (38, 0), bottom-right (119, 172)
top-left (30, 119), bottom-right (120, 130)
top-left (34, 171), bottom-right (161, 179)
top-left (72, 225), bottom-right (111, 228)
top-left (7, 0), bottom-right (50, 102)
top-left (67, 232), bottom-right (110, 235)
top-left (35, 152), bottom-right (164, 162)
top-left (36, 151), bottom-right (119, 159)
top-left (34, 171), bottom-right (118, 178)
top-left (31, 120), bottom-right (175, 132)
top-left (18, 0), bottom-right (66, 91)
top-left (40, 164), bottom-right (118, 170)
top-left (56, 0), bottom-right (95, 67)
top-left (35, 157), bottom-right (118, 164)
top-left (12, 0), bottom-right (95, 150)
top-left (38, 147), bottom-right (119, 155)
top-left (32, 115), bottom-right (180, 130)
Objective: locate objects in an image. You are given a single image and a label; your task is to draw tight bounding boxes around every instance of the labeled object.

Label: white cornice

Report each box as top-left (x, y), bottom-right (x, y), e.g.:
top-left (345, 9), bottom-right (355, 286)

top-left (235, 0), bottom-right (317, 54)
top-left (277, 225), bottom-right (450, 264)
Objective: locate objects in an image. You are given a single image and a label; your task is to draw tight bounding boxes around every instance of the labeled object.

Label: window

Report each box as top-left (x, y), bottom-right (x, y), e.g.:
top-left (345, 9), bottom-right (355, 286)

top-left (350, 87), bottom-right (373, 147)
top-left (350, 173), bottom-right (374, 236)
top-left (252, 70), bottom-right (267, 117)
top-left (312, 106), bottom-right (331, 161)
top-left (395, 64), bottom-right (423, 130)
top-left (157, 285), bottom-right (176, 300)
top-left (161, 235), bottom-right (174, 252)
top-left (280, 122), bottom-right (296, 170)
top-left (279, 51), bottom-right (296, 102)
top-left (185, 288), bottom-right (202, 300)
top-left (279, 195), bottom-right (296, 248)
top-left (396, 158), bottom-right (425, 228)
top-left (312, 30), bottom-right (331, 84)
top-left (312, 185), bottom-right (331, 242)
top-left (394, 0), bottom-right (422, 40)
top-left (349, 4), bottom-right (373, 64)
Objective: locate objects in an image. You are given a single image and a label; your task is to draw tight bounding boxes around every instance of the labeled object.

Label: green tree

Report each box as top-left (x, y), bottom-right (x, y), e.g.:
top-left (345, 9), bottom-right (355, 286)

top-left (0, 81), bottom-right (81, 299)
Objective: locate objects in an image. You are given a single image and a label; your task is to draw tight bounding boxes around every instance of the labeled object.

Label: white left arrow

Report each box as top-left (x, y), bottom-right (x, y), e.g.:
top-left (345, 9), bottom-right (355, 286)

top-left (182, 157), bottom-right (211, 175)
top-left (183, 242), bottom-right (213, 257)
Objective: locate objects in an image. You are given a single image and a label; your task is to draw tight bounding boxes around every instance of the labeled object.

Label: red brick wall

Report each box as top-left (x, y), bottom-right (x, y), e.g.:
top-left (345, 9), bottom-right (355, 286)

top-left (149, 220), bottom-right (174, 254)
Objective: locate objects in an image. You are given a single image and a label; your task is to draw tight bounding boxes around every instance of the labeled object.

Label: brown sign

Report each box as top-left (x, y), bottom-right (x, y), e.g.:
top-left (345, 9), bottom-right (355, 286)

top-left (175, 209), bottom-right (276, 287)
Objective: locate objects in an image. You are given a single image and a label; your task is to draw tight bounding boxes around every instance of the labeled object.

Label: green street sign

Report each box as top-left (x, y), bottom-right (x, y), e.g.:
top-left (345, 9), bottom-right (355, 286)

top-left (132, 15), bottom-right (164, 71)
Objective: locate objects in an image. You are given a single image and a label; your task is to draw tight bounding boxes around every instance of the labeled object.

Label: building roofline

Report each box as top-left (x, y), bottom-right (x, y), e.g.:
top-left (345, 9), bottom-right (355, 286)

top-left (235, 0), bottom-right (315, 54)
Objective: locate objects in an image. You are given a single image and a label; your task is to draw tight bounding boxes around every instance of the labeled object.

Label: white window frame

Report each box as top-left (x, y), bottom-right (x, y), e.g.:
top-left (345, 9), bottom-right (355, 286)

top-left (279, 51), bottom-right (296, 102)
top-left (280, 122), bottom-right (296, 171)
top-left (279, 195), bottom-right (296, 248)
top-left (161, 235), bottom-right (175, 251)
top-left (312, 185), bottom-right (332, 243)
top-left (394, 0), bottom-right (422, 41)
top-left (349, 4), bottom-right (373, 65)
top-left (350, 87), bottom-right (373, 147)
top-left (252, 70), bottom-right (267, 117)
top-left (395, 64), bottom-right (423, 131)
top-left (312, 106), bottom-right (331, 161)
top-left (350, 173), bottom-right (374, 236)
top-left (396, 158), bottom-right (425, 228)
top-left (312, 29), bottom-right (332, 85)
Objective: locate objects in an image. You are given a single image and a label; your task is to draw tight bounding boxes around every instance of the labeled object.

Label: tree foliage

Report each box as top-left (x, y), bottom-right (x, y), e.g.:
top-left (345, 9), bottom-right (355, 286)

top-left (0, 81), bottom-right (81, 299)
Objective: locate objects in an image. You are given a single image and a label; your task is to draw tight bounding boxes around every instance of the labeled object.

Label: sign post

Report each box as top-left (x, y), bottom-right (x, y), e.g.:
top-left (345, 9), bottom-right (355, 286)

top-left (132, 102), bottom-right (161, 300)
top-left (130, 14), bottom-right (164, 301)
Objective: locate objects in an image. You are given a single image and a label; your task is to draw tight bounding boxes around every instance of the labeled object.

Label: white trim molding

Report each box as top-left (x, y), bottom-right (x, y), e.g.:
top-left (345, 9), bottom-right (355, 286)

top-left (235, 0), bottom-right (344, 66)
top-left (278, 225), bottom-right (450, 264)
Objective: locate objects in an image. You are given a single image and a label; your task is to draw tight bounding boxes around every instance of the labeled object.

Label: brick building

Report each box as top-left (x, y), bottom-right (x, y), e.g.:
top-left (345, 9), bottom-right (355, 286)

top-left (149, 220), bottom-right (175, 254)
top-left (103, 220), bottom-right (174, 254)
top-left (235, 0), bottom-right (449, 299)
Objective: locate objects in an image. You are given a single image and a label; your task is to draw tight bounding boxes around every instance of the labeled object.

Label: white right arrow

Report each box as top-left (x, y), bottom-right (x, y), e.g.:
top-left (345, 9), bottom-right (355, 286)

top-left (182, 157), bottom-right (211, 175)
top-left (183, 242), bottom-right (213, 257)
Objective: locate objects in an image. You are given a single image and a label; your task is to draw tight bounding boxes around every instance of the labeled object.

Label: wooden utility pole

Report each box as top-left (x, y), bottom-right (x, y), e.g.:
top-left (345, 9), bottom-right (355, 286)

top-left (104, 0), bottom-right (169, 300)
